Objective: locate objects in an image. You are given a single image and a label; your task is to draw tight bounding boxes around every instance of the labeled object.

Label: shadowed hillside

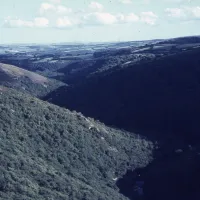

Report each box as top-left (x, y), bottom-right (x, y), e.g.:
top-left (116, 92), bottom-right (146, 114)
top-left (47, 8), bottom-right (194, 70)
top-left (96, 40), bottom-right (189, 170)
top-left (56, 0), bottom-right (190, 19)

top-left (0, 86), bottom-right (155, 200)
top-left (117, 144), bottom-right (200, 200)
top-left (0, 63), bottom-right (65, 97)
top-left (44, 47), bottom-right (200, 139)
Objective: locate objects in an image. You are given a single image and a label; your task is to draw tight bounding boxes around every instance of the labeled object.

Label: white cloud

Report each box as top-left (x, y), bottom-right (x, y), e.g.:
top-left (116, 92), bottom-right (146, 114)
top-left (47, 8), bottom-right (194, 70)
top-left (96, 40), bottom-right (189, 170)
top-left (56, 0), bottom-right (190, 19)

top-left (56, 5), bottom-right (72, 14)
top-left (84, 12), bottom-right (117, 25)
top-left (39, 3), bottom-right (55, 14)
top-left (95, 12), bottom-right (117, 24)
top-left (39, 3), bottom-right (72, 15)
top-left (83, 11), bottom-right (141, 26)
top-left (88, 2), bottom-right (104, 11)
top-left (4, 17), bottom-right (49, 28)
top-left (118, 0), bottom-right (132, 4)
top-left (56, 17), bottom-right (73, 28)
top-left (4, 10), bottom-right (157, 29)
top-left (165, 8), bottom-right (186, 18)
top-left (3, 1), bottom-right (158, 30)
top-left (34, 17), bottom-right (49, 27)
top-left (187, 6), bottom-right (200, 18)
top-left (116, 13), bottom-right (139, 23)
top-left (165, 6), bottom-right (200, 20)
top-left (4, 18), bottom-right (33, 28)
top-left (140, 12), bottom-right (158, 25)
top-left (55, 16), bottom-right (82, 29)
top-left (116, 14), bottom-right (125, 21)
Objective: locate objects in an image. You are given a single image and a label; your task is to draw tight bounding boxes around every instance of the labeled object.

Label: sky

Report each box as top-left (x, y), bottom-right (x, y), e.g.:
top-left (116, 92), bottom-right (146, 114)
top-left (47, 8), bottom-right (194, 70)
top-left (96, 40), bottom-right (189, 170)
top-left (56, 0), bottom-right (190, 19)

top-left (0, 0), bottom-right (200, 44)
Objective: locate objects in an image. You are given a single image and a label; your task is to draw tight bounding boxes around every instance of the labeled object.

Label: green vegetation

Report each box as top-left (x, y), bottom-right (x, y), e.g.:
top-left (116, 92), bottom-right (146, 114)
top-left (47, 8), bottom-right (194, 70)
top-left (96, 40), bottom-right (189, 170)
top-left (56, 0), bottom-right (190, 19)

top-left (0, 63), bottom-right (65, 98)
top-left (0, 76), bottom-right (65, 98)
top-left (0, 86), bottom-right (154, 200)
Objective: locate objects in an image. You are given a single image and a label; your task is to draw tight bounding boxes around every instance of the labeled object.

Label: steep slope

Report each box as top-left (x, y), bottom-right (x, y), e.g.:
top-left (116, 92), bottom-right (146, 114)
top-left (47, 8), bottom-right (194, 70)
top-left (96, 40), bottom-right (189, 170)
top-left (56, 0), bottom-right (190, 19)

top-left (44, 47), bottom-right (200, 138)
top-left (0, 86), bottom-right (154, 200)
top-left (0, 63), bottom-right (65, 97)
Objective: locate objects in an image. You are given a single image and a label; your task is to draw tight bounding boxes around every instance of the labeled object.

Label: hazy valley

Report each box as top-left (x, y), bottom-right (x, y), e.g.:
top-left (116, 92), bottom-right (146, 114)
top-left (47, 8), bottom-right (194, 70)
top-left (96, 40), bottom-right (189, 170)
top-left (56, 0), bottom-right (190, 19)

top-left (1, 36), bottom-right (200, 200)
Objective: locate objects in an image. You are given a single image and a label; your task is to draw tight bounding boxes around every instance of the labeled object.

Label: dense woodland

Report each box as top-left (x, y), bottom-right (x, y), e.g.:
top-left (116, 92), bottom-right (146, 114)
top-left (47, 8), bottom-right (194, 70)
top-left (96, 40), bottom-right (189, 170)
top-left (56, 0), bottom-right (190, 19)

top-left (0, 86), bottom-right (155, 200)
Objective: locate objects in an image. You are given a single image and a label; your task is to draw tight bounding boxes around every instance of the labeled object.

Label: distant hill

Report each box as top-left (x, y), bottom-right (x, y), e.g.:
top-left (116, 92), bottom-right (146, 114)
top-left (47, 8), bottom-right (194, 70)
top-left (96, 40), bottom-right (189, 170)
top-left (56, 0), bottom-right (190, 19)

top-left (0, 63), bottom-right (65, 97)
top-left (0, 86), bottom-right (154, 200)
top-left (44, 47), bottom-right (200, 138)
top-left (158, 36), bottom-right (200, 45)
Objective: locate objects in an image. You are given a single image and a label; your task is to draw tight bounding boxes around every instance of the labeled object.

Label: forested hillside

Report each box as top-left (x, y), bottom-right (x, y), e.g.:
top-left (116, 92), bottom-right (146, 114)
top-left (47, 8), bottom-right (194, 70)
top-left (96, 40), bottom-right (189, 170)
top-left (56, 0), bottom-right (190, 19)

top-left (0, 86), bottom-right (154, 200)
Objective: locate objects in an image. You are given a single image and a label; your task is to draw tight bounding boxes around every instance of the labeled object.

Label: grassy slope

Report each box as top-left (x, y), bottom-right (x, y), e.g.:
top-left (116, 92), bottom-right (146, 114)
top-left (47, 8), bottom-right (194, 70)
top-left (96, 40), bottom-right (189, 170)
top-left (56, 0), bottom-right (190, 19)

top-left (0, 63), bottom-right (65, 98)
top-left (0, 86), bottom-right (154, 200)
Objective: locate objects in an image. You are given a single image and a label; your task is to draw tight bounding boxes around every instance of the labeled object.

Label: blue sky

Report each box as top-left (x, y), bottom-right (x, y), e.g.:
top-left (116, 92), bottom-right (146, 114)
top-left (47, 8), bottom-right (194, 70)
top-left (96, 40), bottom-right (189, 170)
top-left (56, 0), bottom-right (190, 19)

top-left (0, 0), bottom-right (200, 44)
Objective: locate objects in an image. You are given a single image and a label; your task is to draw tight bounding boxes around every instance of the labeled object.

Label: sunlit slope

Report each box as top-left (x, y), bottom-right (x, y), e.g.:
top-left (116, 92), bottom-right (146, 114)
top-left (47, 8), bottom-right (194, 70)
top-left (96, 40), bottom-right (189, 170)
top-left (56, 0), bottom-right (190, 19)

top-left (0, 63), bottom-right (64, 97)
